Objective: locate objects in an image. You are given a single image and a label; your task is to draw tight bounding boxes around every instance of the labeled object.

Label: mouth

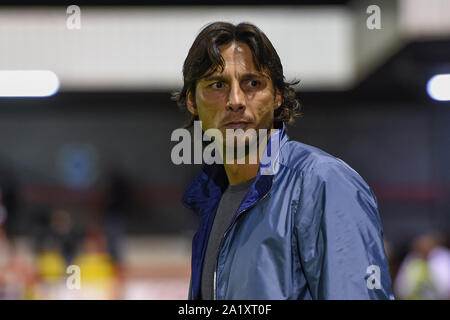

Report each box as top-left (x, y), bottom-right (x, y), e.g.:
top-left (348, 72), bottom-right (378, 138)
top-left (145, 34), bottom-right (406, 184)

top-left (223, 121), bottom-right (251, 130)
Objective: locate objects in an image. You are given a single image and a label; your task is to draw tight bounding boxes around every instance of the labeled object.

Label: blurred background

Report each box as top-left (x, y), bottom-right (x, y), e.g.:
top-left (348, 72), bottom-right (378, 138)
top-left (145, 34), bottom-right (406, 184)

top-left (0, 0), bottom-right (449, 300)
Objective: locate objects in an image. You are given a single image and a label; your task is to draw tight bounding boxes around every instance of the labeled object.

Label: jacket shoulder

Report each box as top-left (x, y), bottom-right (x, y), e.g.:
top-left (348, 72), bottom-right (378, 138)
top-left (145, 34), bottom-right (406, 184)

top-left (279, 139), bottom-right (377, 210)
top-left (279, 140), bottom-right (346, 174)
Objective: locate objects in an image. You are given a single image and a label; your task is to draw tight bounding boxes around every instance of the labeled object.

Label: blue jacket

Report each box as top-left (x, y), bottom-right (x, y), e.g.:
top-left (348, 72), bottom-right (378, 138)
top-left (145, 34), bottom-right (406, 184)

top-left (182, 124), bottom-right (394, 300)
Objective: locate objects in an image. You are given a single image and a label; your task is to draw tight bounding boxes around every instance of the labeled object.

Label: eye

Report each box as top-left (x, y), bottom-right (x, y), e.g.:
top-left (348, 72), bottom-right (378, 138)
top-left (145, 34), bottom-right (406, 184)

top-left (249, 80), bottom-right (260, 87)
top-left (211, 81), bottom-right (223, 89)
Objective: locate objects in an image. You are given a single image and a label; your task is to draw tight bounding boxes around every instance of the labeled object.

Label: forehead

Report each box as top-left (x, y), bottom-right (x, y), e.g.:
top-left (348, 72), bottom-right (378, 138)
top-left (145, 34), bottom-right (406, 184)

top-left (220, 42), bottom-right (254, 68)
top-left (201, 41), bottom-right (269, 80)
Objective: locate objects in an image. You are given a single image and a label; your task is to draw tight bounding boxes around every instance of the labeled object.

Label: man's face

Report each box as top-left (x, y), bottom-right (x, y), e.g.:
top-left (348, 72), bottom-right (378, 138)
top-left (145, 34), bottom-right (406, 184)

top-left (187, 41), bottom-right (281, 153)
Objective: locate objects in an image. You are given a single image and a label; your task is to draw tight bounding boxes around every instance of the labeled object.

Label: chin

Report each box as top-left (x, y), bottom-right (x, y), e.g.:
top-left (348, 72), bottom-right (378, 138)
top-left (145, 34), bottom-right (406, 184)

top-left (232, 135), bottom-right (259, 152)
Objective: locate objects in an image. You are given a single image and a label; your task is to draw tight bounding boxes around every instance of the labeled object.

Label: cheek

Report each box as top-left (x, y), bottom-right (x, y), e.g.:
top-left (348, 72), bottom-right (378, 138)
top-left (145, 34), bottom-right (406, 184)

top-left (250, 94), bottom-right (276, 129)
top-left (201, 89), bottom-right (227, 102)
top-left (260, 108), bottom-right (275, 127)
top-left (197, 84), bottom-right (229, 107)
top-left (255, 94), bottom-right (275, 118)
top-left (196, 102), bottom-right (221, 130)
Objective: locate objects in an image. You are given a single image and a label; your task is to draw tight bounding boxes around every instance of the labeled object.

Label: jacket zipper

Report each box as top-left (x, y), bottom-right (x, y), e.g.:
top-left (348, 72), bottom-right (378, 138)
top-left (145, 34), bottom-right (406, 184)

top-left (213, 179), bottom-right (274, 300)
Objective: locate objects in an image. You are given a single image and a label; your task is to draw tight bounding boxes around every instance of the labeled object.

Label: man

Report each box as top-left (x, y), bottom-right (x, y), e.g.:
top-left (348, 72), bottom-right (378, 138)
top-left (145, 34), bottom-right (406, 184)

top-left (173, 21), bottom-right (394, 300)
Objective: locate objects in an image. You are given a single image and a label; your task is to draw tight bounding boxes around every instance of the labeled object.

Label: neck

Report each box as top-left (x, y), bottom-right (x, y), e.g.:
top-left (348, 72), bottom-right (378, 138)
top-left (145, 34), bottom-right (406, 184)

top-left (224, 160), bottom-right (259, 186)
top-left (223, 123), bottom-right (276, 186)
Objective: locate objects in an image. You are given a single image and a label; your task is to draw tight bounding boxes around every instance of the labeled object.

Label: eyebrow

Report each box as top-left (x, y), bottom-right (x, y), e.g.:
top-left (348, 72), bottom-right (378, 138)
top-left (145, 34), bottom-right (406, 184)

top-left (202, 72), bottom-right (268, 82)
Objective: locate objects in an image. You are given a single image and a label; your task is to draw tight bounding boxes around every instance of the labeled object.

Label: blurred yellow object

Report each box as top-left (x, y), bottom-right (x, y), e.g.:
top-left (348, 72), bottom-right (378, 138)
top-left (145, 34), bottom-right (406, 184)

top-left (404, 257), bottom-right (438, 300)
top-left (36, 250), bottom-right (65, 283)
top-left (73, 253), bottom-right (115, 284)
top-left (72, 252), bottom-right (117, 299)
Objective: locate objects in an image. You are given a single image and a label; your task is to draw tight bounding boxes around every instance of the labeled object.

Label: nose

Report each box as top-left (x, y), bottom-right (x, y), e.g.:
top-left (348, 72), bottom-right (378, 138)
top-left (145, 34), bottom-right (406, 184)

top-left (226, 82), bottom-right (246, 112)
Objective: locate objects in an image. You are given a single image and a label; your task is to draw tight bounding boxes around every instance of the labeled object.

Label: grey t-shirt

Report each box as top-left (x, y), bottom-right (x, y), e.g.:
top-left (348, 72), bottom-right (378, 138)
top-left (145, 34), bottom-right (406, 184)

top-left (200, 177), bottom-right (256, 300)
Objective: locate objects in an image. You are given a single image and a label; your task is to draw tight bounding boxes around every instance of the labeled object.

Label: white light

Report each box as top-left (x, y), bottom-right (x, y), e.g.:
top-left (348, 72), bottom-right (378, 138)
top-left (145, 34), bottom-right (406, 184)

top-left (0, 70), bottom-right (60, 97)
top-left (427, 74), bottom-right (450, 101)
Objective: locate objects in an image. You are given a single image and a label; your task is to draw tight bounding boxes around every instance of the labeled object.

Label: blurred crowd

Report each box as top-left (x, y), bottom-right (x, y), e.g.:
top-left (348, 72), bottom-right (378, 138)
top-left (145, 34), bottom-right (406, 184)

top-left (391, 233), bottom-right (450, 299)
top-left (0, 166), bottom-right (131, 299)
top-left (0, 164), bottom-right (449, 299)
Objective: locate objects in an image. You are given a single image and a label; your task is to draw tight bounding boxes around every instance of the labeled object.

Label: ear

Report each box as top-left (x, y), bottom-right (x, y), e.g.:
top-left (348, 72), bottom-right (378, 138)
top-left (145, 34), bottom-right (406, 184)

top-left (186, 90), bottom-right (198, 116)
top-left (274, 89), bottom-right (282, 110)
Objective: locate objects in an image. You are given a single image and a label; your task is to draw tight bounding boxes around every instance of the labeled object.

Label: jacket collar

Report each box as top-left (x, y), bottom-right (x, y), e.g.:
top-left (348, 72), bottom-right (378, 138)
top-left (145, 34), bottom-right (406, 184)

top-left (181, 123), bottom-right (290, 214)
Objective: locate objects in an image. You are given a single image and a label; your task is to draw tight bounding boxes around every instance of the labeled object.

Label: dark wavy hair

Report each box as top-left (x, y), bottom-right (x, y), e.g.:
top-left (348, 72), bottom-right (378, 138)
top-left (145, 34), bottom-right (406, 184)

top-left (171, 21), bottom-right (302, 128)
